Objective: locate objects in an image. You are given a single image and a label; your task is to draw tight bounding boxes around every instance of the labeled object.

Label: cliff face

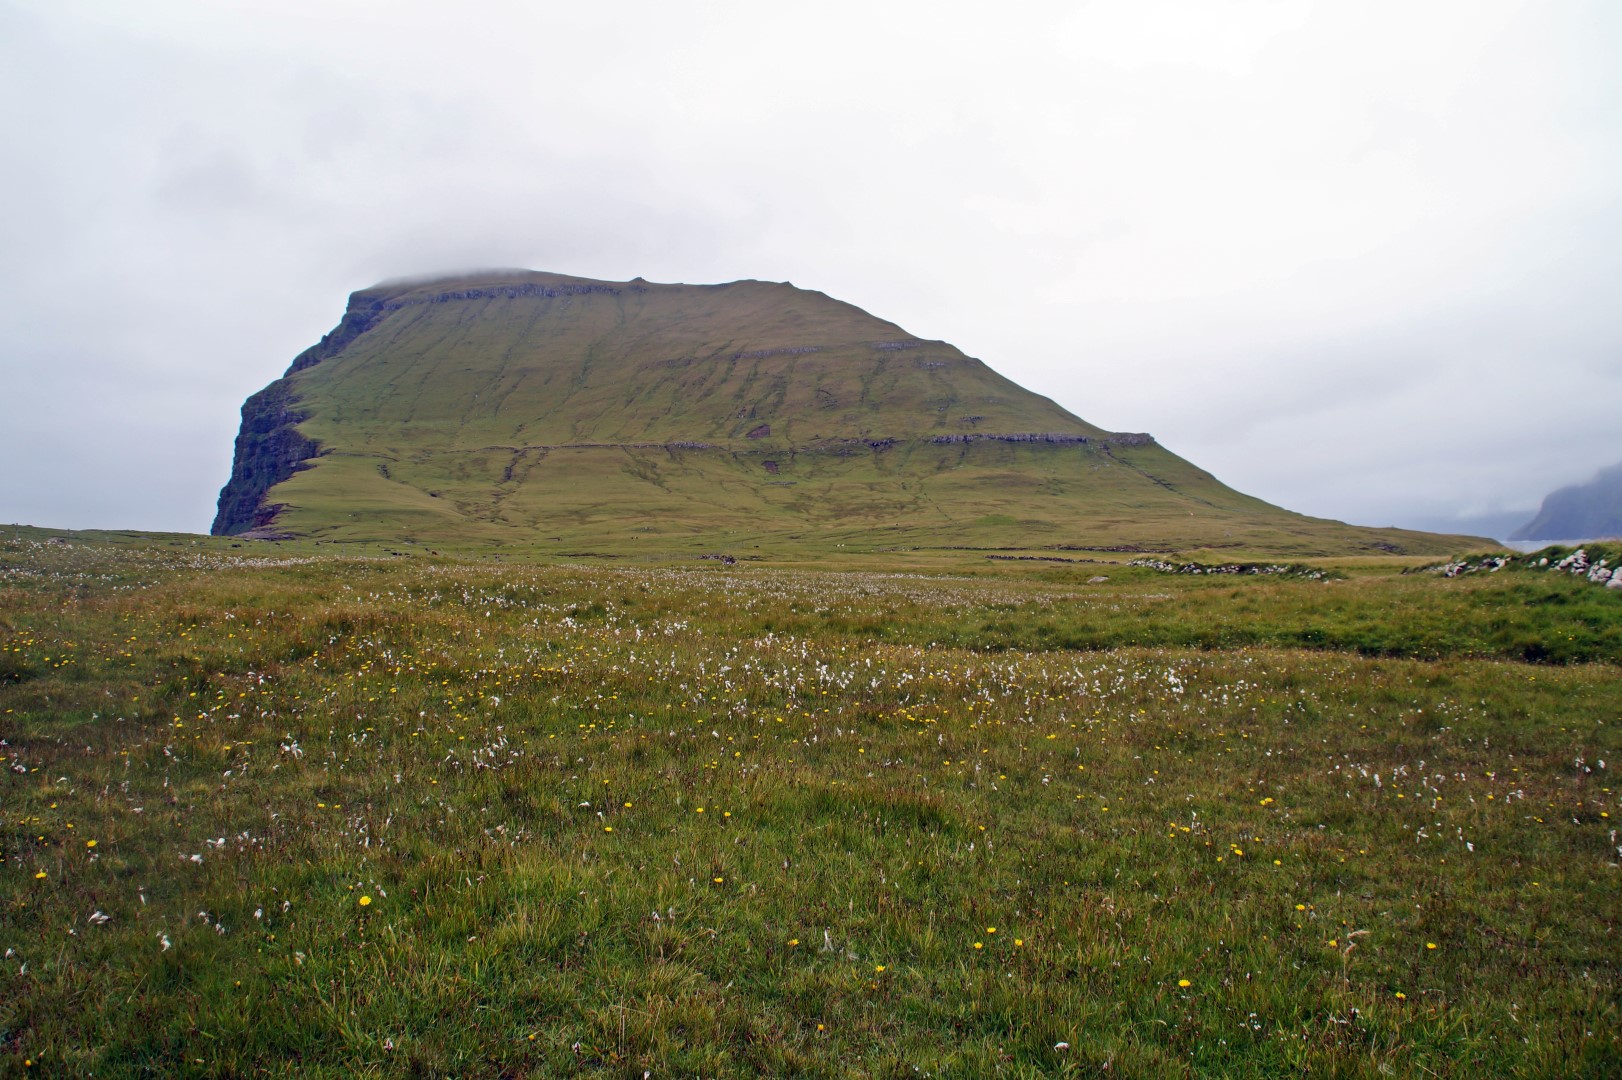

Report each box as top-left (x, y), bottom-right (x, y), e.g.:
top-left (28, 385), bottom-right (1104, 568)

top-left (210, 379), bottom-right (318, 535)
top-left (1511, 462), bottom-right (1622, 541)
top-left (212, 287), bottom-right (405, 534)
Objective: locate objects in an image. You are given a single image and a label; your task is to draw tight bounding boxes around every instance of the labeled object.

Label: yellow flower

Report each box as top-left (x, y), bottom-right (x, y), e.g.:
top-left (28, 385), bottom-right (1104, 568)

top-left (874, 964), bottom-right (886, 973)
top-left (1177, 979), bottom-right (1191, 988)
top-left (788, 938), bottom-right (799, 947)
top-left (359, 895), bottom-right (373, 907)
top-left (1425, 942), bottom-right (1437, 950)
top-left (34, 871), bottom-right (47, 880)
top-left (1014, 939), bottom-right (1024, 947)
top-left (85, 839), bottom-right (97, 848)
top-left (973, 942), bottom-right (983, 950)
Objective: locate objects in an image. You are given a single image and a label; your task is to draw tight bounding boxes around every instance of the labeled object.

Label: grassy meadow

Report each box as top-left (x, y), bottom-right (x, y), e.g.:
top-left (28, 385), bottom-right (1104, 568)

top-left (1, 528), bottom-right (1619, 1076)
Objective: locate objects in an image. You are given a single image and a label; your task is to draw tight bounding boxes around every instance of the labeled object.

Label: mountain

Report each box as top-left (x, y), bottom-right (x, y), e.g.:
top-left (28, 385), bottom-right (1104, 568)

top-left (213, 270), bottom-right (1472, 557)
top-left (1510, 462), bottom-right (1622, 541)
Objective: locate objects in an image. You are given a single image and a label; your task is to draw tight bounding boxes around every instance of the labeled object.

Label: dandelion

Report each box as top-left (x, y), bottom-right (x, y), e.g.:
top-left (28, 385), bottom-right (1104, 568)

top-left (1426, 942), bottom-right (1437, 950)
top-left (788, 938), bottom-right (799, 947)
top-left (874, 964), bottom-right (886, 972)
top-left (1177, 979), bottom-right (1192, 988)
top-left (359, 895), bottom-right (373, 907)
top-left (34, 871), bottom-right (47, 880)
top-left (85, 840), bottom-right (97, 848)
top-left (1014, 938), bottom-right (1024, 947)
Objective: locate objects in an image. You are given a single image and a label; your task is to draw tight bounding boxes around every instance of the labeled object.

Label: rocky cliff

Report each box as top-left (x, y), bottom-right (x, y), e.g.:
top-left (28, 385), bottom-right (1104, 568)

top-left (210, 379), bottom-right (318, 536)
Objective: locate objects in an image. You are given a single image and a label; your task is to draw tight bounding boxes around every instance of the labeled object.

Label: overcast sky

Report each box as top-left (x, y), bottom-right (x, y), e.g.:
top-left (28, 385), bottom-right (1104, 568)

top-left (2, 0), bottom-right (1618, 537)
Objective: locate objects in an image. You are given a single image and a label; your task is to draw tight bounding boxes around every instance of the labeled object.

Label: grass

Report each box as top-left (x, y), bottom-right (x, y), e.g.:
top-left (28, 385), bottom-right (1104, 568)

top-left (226, 271), bottom-right (1483, 557)
top-left (1, 528), bottom-right (1618, 1076)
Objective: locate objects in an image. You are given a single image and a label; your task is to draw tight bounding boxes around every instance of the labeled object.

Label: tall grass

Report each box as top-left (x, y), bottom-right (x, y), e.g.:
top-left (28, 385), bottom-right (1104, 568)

top-left (1, 531), bottom-right (1617, 1076)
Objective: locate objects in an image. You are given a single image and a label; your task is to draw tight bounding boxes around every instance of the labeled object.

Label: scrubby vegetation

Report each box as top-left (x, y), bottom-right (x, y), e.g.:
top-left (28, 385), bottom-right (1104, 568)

top-left (2, 529), bottom-right (1617, 1076)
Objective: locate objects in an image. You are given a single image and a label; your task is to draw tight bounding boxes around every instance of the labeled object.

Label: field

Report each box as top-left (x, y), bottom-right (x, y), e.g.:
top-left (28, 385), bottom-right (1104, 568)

top-left (2, 528), bottom-right (1619, 1076)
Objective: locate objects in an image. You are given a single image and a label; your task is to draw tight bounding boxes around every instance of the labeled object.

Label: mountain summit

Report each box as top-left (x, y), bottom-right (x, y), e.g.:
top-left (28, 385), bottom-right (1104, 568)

top-left (213, 271), bottom-right (1463, 556)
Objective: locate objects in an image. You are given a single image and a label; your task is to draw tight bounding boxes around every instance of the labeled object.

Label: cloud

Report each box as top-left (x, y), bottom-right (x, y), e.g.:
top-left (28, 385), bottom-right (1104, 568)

top-left (1, 0), bottom-right (1617, 532)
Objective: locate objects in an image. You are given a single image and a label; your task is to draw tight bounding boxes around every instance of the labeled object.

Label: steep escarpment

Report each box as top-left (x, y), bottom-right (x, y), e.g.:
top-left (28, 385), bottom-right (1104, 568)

top-left (212, 287), bottom-right (403, 534)
top-left (210, 379), bottom-right (319, 536)
top-left (211, 270), bottom-right (1475, 556)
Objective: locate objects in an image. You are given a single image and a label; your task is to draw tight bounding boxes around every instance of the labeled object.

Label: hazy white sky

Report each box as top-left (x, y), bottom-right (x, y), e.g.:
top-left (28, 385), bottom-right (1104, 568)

top-left (2, 0), bottom-right (1618, 536)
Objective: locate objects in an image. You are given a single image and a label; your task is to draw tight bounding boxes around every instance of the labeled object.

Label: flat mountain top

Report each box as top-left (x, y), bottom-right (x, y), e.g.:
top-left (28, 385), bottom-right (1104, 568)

top-left (213, 271), bottom-right (1479, 559)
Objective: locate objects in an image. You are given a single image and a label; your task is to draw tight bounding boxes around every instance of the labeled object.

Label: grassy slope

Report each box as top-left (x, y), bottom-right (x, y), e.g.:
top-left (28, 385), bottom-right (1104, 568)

top-left (2, 528), bottom-right (1618, 1076)
top-left (244, 272), bottom-right (1476, 557)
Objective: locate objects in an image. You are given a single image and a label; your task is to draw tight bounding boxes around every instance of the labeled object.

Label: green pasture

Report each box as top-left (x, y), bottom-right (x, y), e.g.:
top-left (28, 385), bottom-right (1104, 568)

top-left (1, 530), bottom-right (1617, 1076)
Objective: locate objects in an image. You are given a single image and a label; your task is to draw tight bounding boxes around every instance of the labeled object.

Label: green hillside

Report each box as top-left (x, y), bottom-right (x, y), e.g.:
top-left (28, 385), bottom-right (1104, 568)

top-left (214, 271), bottom-right (1476, 558)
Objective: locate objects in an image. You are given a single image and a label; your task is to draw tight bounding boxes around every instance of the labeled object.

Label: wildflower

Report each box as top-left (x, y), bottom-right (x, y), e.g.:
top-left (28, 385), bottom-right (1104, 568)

top-left (874, 964), bottom-right (886, 972)
top-left (34, 871), bottom-right (47, 880)
top-left (359, 895), bottom-right (373, 907)
top-left (973, 942), bottom-right (983, 950)
top-left (1014, 939), bottom-right (1024, 947)
top-left (788, 938), bottom-right (799, 947)
top-left (1177, 979), bottom-right (1191, 988)
top-left (85, 840), bottom-right (97, 848)
top-left (1425, 942), bottom-right (1436, 950)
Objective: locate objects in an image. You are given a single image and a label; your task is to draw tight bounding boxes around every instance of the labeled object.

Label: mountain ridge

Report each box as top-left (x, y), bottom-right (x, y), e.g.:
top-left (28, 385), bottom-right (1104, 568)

top-left (213, 271), bottom-right (1478, 557)
top-left (1511, 461), bottom-right (1622, 541)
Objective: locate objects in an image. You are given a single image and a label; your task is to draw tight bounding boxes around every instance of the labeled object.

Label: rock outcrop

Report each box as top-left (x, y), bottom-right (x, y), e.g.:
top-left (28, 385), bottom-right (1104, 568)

top-left (210, 379), bottom-right (318, 535)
